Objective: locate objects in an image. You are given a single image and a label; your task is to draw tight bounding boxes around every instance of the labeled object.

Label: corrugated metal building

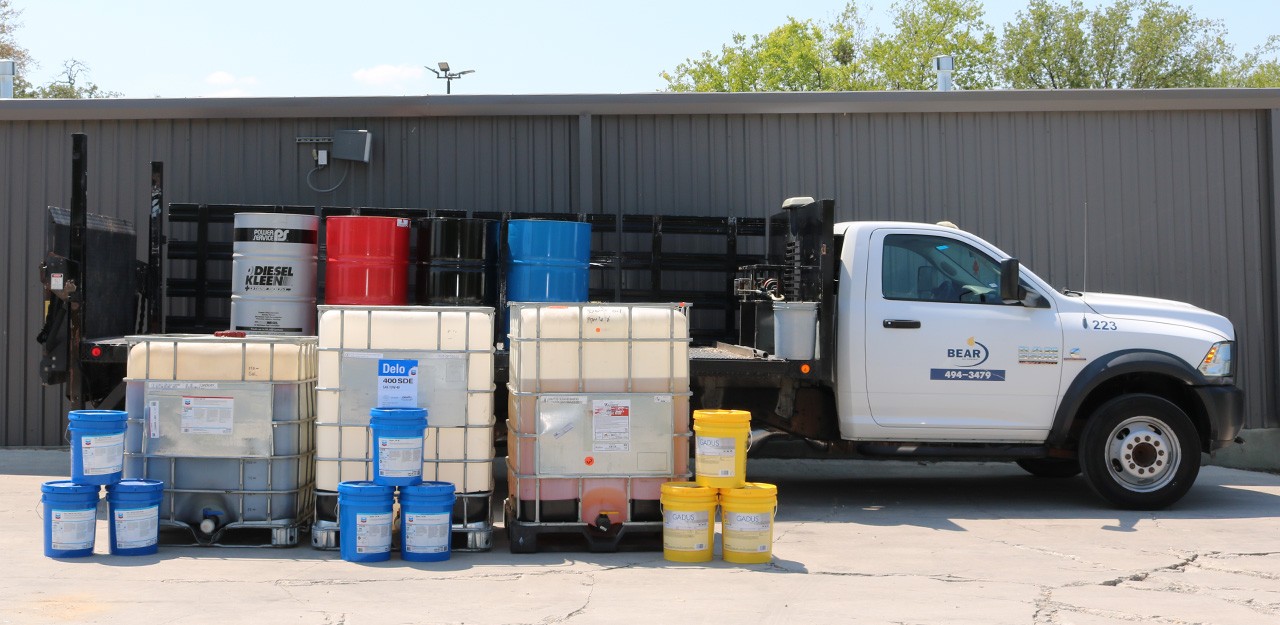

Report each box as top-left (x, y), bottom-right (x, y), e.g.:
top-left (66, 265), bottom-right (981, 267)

top-left (2, 90), bottom-right (1278, 447)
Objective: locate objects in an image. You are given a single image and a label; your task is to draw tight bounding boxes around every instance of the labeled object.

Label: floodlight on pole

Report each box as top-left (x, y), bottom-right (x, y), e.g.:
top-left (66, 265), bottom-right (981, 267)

top-left (426, 61), bottom-right (474, 94)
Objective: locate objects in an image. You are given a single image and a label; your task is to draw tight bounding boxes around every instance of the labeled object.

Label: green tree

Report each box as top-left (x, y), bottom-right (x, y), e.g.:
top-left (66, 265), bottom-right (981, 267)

top-left (661, 3), bottom-right (878, 92)
top-left (1000, 0), bottom-right (1092, 88)
top-left (1, 1), bottom-right (119, 98)
top-left (0, 0), bottom-right (36, 96)
top-left (867, 0), bottom-right (1000, 90)
top-left (1001, 0), bottom-right (1255, 89)
top-left (33, 60), bottom-right (120, 99)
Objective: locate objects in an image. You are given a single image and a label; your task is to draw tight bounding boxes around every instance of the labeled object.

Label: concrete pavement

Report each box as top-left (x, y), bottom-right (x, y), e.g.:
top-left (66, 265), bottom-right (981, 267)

top-left (1, 449), bottom-right (1278, 625)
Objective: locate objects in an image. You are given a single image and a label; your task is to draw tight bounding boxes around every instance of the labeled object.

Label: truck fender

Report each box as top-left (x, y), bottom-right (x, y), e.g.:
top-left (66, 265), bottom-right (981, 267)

top-left (1047, 349), bottom-right (1208, 448)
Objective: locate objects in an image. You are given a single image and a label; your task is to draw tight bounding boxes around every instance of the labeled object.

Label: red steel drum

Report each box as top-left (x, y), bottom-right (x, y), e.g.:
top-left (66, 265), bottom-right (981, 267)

top-left (325, 216), bottom-right (411, 305)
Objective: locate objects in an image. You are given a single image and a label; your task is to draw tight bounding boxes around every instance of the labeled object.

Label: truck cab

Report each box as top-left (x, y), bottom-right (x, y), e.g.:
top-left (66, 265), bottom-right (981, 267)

top-left (698, 200), bottom-right (1244, 511)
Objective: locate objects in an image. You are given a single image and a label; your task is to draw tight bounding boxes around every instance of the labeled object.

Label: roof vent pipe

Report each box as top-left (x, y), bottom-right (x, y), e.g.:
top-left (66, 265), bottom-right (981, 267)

top-left (0, 60), bottom-right (15, 99)
top-left (932, 55), bottom-right (954, 92)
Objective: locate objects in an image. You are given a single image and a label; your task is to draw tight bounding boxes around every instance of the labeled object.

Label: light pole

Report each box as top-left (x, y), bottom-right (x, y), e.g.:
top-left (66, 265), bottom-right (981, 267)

top-left (426, 61), bottom-right (474, 94)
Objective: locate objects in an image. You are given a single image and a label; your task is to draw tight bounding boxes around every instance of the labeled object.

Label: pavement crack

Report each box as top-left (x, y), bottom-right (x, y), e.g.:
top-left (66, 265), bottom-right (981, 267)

top-left (558, 573), bottom-right (595, 623)
top-left (1032, 587), bottom-right (1059, 625)
top-left (1099, 552), bottom-right (1202, 587)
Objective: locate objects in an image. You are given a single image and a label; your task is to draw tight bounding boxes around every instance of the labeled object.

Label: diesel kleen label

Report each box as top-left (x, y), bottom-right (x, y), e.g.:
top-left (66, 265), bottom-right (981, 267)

top-left (242, 265), bottom-right (296, 289)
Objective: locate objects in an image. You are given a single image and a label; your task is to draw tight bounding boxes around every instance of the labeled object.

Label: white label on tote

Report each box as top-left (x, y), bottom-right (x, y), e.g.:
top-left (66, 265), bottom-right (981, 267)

top-left (377, 436), bottom-right (424, 478)
top-left (376, 359), bottom-right (419, 407)
top-left (81, 432), bottom-right (125, 475)
top-left (180, 396), bottom-right (235, 435)
top-left (356, 511), bottom-right (393, 553)
top-left (592, 399), bottom-right (631, 453)
top-left (404, 512), bottom-right (451, 553)
top-left (148, 401), bottom-right (161, 438)
top-left (50, 508), bottom-right (96, 551)
top-left (114, 506), bottom-right (159, 549)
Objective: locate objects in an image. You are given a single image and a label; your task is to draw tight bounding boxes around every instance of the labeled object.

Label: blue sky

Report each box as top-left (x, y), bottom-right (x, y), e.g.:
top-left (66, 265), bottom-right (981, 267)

top-left (7, 0), bottom-right (1275, 98)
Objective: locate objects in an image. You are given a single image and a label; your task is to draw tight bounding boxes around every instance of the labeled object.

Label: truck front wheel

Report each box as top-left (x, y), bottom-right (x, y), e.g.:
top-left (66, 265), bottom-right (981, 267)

top-left (1079, 394), bottom-right (1201, 510)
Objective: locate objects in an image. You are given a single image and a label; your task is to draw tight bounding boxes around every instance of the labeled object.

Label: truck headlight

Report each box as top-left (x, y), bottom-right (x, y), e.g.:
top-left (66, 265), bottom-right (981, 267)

top-left (1198, 342), bottom-right (1233, 377)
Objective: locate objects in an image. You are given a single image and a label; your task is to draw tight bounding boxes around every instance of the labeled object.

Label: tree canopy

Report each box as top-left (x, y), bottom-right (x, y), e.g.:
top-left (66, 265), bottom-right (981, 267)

top-left (0, 0), bottom-right (118, 98)
top-left (662, 0), bottom-right (1280, 91)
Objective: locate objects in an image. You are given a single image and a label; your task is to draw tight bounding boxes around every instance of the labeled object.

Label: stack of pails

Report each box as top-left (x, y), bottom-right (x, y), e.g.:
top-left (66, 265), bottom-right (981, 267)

top-left (337, 407), bottom-right (456, 563)
top-left (660, 409), bottom-right (778, 563)
top-left (504, 219), bottom-right (591, 340)
top-left (42, 410), bottom-right (164, 558)
top-left (326, 216), bottom-right (411, 305)
top-left (231, 212), bottom-right (320, 335)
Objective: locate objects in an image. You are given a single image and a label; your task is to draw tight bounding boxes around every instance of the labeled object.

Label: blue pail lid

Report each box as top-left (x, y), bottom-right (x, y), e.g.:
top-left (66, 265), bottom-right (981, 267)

top-left (41, 480), bottom-right (100, 496)
top-left (369, 407), bottom-right (427, 420)
top-left (68, 409), bottom-right (128, 423)
top-left (106, 479), bottom-right (165, 494)
top-left (337, 480), bottom-right (396, 496)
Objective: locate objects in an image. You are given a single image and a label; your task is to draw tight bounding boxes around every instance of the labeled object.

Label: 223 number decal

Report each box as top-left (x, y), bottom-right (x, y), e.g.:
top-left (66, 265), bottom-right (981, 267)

top-left (1090, 320), bottom-right (1118, 331)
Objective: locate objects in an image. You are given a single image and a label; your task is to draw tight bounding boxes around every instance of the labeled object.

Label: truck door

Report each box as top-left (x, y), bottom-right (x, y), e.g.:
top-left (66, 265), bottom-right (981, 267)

top-left (863, 228), bottom-right (1062, 438)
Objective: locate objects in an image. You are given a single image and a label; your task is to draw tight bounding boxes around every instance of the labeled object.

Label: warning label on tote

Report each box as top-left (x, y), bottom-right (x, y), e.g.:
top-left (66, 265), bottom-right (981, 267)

top-left (592, 399), bottom-right (631, 452)
top-left (180, 396), bottom-right (235, 435)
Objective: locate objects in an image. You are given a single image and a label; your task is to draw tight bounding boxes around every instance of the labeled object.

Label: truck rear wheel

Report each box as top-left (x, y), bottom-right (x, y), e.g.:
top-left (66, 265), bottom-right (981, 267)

top-left (1015, 458), bottom-right (1081, 478)
top-left (1079, 394), bottom-right (1200, 510)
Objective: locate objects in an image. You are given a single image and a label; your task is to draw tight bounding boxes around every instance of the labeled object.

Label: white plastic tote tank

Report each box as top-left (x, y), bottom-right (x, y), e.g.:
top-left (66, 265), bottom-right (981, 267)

top-left (507, 303), bottom-right (691, 525)
top-left (316, 306), bottom-right (495, 494)
top-left (123, 334), bottom-right (317, 537)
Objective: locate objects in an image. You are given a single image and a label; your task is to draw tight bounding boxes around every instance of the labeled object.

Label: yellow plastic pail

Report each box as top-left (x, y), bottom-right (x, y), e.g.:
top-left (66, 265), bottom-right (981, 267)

top-left (719, 482), bottom-right (777, 564)
top-left (659, 481), bottom-right (717, 562)
top-left (693, 409), bottom-right (750, 488)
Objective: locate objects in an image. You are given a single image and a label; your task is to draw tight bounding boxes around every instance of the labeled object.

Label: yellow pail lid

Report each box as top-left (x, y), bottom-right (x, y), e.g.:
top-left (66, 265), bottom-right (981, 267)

top-left (693, 409), bottom-right (751, 424)
top-left (720, 482), bottom-right (778, 501)
top-left (661, 481), bottom-right (718, 501)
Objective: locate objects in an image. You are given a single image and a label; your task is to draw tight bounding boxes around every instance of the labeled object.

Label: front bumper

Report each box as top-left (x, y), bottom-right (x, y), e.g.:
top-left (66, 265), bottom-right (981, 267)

top-left (1195, 384), bottom-right (1245, 451)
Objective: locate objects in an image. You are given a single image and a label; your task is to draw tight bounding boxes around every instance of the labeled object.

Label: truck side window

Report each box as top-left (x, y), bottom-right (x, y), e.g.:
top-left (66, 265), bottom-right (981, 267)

top-left (882, 234), bottom-right (1006, 305)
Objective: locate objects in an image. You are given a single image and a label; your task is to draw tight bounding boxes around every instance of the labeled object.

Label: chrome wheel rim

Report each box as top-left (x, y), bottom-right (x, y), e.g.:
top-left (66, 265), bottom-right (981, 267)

top-left (1106, 416), bottom-right (1180, 493)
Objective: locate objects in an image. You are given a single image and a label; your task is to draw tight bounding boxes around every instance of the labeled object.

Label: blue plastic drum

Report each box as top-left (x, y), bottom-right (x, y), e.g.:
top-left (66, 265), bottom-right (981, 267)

top-left (506, 219), bottom-right (591, 304)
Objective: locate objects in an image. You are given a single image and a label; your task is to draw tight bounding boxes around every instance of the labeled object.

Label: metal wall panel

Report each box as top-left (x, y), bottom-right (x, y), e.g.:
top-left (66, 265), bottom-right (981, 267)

top-left (1, 97), bottom-right (1275, 445)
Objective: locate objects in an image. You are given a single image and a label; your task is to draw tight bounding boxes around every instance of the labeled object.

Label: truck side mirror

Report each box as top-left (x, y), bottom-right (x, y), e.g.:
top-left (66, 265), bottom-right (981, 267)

top-left (999, 258), bottom-right (1026, 304)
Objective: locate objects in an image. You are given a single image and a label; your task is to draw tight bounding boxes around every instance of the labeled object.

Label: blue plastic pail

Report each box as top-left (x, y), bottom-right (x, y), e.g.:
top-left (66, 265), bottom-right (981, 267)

top-left (399, 481), bottom-right (457, 562)
top-left (68, 409), bottom-right (128, 485)
top-left (105, 479), bottom-right (164, 556)
top-left (41, 480), bottom-right (100, 558)
top-left (369, 407), bottom-right (428, 487)
top-left (337, 481), bottom-right (395, 563)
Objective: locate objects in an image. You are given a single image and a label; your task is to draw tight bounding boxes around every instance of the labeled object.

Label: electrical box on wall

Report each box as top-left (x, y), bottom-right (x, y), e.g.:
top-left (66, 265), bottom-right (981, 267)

top-left (333, 130), bottom-right (372, 163)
